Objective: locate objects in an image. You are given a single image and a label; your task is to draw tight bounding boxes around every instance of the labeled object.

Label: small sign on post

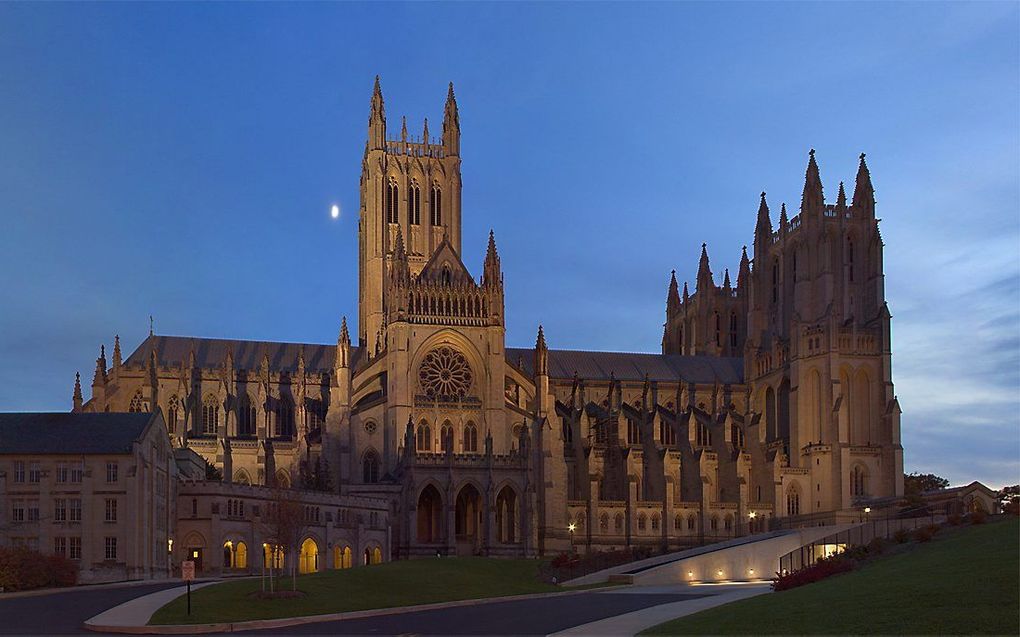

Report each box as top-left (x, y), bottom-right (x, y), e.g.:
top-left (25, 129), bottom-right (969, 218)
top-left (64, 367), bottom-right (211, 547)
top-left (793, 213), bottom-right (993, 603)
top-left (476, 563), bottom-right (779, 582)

top-left (182, 560), bottom-right (195, 615)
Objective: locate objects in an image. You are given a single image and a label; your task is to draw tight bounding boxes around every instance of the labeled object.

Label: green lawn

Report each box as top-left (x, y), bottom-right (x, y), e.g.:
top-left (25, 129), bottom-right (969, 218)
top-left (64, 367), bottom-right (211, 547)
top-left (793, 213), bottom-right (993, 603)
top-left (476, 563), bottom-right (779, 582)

top-left (151, 557), bottom-right (576, 625)
top-left (642, 517), bottom-right (1020, 635)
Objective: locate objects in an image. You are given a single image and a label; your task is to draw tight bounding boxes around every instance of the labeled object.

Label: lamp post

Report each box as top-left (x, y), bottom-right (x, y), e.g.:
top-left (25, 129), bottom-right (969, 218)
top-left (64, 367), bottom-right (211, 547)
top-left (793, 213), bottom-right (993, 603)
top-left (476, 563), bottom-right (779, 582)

top-left (748, 511), bottom-right (757, 536)
top-left (864, 507), bottom-right (872, 540)
top-left (568, 522), bottom-right (576, 554)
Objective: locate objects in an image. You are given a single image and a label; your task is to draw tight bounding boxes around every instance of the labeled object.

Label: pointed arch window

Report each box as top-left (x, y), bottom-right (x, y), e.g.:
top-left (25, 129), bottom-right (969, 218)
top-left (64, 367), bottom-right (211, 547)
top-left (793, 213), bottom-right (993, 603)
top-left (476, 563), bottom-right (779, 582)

top-left (696, 422), bottom-right (712, 447)
top-left (202, 396), bottom-right (219, 435)
top-left (772, 260), bottom-right (779, 304)
top-left (714, 313), bottom-right (721, 347)
top-left (729, 312), bottom-right (738, 348)
top-left (416, 421), bottom-right (432, 452)
top-left (786, 485), bottom-right (801, 516)
top-left (238, 395), bottom-right (257, 437)
top-left (129, 390), bottom-right (145, 413)
top-left (850, 465), bottom-right (868, 498)
top-left (363, 450), bottom-right (380, 484)
top-left (410, 182), bottom-right (421, 225)
top-left (440, 421), bottom-right (454, 453)
top-left (627, 419), bottom-right (640, 445)
top-left (659, 419), bottom-right (676, 446)
top-left (463, 422), bottom-right (478, 453)
top-left (386, 180), bottom-right (399, 224)
top-left (273, 397), bottom-right (295, 438)
top-left (430, 185), bottom-right (442, 225)
top-left (166, 395), bottom-right (179, 431)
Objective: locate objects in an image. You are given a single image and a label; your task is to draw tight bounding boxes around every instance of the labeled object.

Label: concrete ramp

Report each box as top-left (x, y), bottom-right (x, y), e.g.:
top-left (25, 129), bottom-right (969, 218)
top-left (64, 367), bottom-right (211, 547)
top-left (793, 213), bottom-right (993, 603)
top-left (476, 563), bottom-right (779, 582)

top-left (567, 524), bottom-right (860, 587)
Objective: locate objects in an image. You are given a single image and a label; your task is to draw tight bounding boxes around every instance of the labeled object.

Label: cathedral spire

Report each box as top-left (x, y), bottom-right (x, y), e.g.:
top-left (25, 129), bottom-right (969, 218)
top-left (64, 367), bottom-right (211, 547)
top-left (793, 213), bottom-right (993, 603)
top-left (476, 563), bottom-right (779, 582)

top-left (400, 115), bottom-right (408, 143)
top-left (779, 202), bottom-right (789, 230)
top-left (368, 75), bottom-right (386, 150)
top-left (836, 181), bottom-right (848, 209)
top-left (737, 245), bottom-right (750, 291)
top-left (535, 325), bottom-right (548, 376)
top-left (696, 243), bottom-right (714, 292)
top-left (723, 268), bottom-right (731, 290)
top-left (754, 191), bottom-right (773, 247)
top-left (112, 335), bottom-right (122, 370)
top-left (336, 316), bottom-right (351, 370)
top-left (423, 117), bottom-right (430, 146)
top-left (443, 81), bottom-right (460, 156)
top-left (682, 280), bottom-right (689, 303)
top-left (852, 152), bottom-right (875, 216)
top-left (92, 345), bottom-right (107, 387)
top-left (801, 149), bottom-right (824, 214)
top-left (72, 372), bottom-right (83, 412)
top-left (666, 270), bottom-right (681, 315)
top-left (483, 229), bottom-right (502, 287)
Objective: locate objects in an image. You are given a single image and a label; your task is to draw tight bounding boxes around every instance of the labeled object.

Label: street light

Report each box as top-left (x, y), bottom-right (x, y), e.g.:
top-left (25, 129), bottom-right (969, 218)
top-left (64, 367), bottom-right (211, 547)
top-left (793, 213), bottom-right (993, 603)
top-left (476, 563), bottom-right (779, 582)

top-left (568, 522), bottom-right (576, 554)
top-left (747, 511), bottom-right (757, 536)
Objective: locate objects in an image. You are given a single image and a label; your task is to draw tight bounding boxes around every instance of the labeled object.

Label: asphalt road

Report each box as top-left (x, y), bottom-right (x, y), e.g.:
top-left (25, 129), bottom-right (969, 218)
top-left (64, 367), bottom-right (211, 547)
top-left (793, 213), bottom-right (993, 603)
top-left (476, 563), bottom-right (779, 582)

top-left (239, 590), bottom-right (711, 635)
top-left (0, 581), bottom-right (181, 635)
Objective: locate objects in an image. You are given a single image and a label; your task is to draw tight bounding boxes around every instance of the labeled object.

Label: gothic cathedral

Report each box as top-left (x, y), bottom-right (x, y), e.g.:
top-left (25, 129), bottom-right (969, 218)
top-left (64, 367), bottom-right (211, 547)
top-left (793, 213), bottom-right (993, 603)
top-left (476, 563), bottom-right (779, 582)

top-left (76, 78), bottom-right (904, 558)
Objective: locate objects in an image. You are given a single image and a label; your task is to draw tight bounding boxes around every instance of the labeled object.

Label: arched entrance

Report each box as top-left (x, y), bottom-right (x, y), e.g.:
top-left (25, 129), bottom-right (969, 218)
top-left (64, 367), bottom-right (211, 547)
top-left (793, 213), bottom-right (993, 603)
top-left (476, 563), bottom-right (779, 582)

top-left (417, 485), bottom-right (443, 543)
top-left (222, 540), bottom-right (247, 570)
top-left (333, 545), bottom-right (352, 569)
top-left (495, 486), bottom-right (519, 543)
top-left (455, 483), bottom-right (482, 555)
top-left (263, 543), bottom-right (285, 570)
top-left (299, 538), bottom-right (318, 574)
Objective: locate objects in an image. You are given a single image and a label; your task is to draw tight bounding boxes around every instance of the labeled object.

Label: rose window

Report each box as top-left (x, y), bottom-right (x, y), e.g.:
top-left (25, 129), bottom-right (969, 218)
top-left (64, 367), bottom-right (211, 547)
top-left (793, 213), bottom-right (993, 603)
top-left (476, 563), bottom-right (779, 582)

top-left (419, 347), bottom-right (473, 399)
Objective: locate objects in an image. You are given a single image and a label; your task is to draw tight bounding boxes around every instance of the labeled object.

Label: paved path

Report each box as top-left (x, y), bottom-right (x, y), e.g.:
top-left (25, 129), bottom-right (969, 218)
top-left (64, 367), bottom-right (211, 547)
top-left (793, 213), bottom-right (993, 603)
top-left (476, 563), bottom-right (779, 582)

top-left (0, 581), bottom-right (183, 635)
top-left (239, 588), bottom-right (713, 635)
top-left (550, 583), bottom-right (772, 635)
top-left (86, 582), bottom-right (217, 630)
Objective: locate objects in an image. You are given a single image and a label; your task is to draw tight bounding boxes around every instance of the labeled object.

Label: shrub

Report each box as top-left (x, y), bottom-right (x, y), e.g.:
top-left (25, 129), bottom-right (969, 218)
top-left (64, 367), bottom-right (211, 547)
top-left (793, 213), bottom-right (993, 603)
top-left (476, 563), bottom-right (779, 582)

top-left (948, 513), bottom-right (963, 525)
top-left (969, 509), bottom-right (987, 525)
top-left (0, 547), bottom-right (78, 591)
top-left (772, 556), bottom-right (854, 592)
top-left (893, 528), bottom-right (910, 544)
top-left (550, 552), bottom-right (575, 568)
top-left (913, 527), bottom-right (934, 543)
top-left (866, 536), bottom-right (887, 555)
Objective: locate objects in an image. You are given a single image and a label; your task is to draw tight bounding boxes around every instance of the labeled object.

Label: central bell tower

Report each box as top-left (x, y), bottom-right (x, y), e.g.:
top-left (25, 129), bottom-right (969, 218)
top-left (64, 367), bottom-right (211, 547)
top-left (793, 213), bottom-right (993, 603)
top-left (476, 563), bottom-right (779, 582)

top-left (358, 77), bottom-right (463, 347)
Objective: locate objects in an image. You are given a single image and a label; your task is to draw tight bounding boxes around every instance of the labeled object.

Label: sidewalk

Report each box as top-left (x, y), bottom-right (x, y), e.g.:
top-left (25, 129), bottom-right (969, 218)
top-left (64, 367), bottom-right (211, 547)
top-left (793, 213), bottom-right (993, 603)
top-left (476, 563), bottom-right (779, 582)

top-left (85, 582), bottom-right (218, 631)
top-left (549, 583), bottom-right (772, 636)
top-left (0, 577), bottom-right (213, 600)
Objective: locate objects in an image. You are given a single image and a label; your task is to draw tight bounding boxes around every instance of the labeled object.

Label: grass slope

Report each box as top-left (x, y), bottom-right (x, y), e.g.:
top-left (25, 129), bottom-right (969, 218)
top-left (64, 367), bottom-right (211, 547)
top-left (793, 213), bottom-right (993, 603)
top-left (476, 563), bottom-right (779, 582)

top-left (151, 557), bottom-right (568, 625)
top-left (643, 517), bottom-right (1020, 635)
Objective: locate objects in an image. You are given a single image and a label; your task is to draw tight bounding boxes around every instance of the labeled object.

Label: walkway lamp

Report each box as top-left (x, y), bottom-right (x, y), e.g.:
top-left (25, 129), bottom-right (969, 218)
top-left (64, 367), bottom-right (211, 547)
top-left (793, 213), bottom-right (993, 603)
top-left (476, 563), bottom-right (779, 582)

top-left (568, 522), bottom-right (576, 554)
top-left (748, 511), bottom-right (757, 536)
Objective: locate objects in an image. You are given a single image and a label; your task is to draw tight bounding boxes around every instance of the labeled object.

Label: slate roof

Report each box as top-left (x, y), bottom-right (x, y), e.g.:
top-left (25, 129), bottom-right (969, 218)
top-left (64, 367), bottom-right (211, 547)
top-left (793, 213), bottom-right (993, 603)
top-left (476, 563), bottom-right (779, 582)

top-left (124, 335), bottom-right (363, 374)
top-left (123, 335), bottom-right (742, 385)
top-left (0, 412), bottom-right (157, 455)
top-left (505, 348), bottom-right (744, 385)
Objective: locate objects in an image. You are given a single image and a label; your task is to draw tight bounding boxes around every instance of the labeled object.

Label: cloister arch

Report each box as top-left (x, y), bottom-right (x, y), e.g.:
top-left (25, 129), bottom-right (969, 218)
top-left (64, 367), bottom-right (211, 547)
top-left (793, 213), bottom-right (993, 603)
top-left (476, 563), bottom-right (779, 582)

top-left (495, 485), bottom-right (519, 543)
top-left (416, 484), bottom-right (443, 543)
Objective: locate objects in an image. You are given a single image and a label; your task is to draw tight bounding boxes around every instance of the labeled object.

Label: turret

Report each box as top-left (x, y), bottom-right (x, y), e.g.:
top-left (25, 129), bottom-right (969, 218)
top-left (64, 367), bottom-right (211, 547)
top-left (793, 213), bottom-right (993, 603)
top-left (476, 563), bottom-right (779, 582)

top-left (483, 230), bottom-right (501, 288)
top-left (368, 75), bottom-right (386, 150)
top-left (852, 153), bottom-right (875, 218)
top-left (836, 181), bottom-right (848, 211)
top-left (801, 149), bottom-right (824, 215)
top-left (535, 325), bottom-right (548, 377)
top-left (737, 246), bottom-right (750, 292)
top-left (683, 281), bottom-right (689, 304)
top-left (666, 270), bottom-right (681, 317)
top-left (72, 372), bottom-right (83, 412)
top-left (443, 82), bottom-right (460, 156)
top-left (423, 117), bottom-right (430, 147)
top-left (779, 203), bottom-right (789, 233)
top-left (696, 243), bottom-right (714, 292)
top-left (91, 345), bottom-right (107, 407)
top-left (112, 335), bottom-right (122, 371)
top-left (336, 316), bottom-right (351, 372)
top-left (723, 268), bottom-right (732, 291)
top-left (754, 192), bottom-right (772, 255)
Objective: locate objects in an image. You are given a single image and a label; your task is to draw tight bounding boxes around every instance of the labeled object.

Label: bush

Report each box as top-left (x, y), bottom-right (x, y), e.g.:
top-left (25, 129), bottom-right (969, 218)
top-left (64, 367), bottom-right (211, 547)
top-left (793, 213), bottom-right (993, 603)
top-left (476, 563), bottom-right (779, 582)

top-left (893, 528), bottom-right (910, 544)
top-left (0, 547), bottom-right (78, 591)
top-left (866, 536), bottom-right (887, 555)
top-left (773, 556), bottom-right (854, 592)
top-left (948, 513), bottom-right (962, 525)
top-left (913, 527), bottom-right (934, 543)
top-left (969, 509), bottom-right (987, 525)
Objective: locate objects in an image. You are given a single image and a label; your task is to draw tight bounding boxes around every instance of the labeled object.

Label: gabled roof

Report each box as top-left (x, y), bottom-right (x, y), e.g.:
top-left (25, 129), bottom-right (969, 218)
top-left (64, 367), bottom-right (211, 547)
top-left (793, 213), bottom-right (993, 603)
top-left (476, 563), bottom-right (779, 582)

top-left (417, 238), bottom-right (475, 285)
top-left (505, 348), bottom-right (744, 385)
top-left (124, 335), bottom-right (363, 374)
top-left (0, 412), bottom-right (159, 455)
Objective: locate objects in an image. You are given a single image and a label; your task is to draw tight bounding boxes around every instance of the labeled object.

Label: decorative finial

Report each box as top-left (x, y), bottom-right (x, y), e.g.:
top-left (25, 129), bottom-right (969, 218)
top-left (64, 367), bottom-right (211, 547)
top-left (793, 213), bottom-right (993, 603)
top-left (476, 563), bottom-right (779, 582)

top-left (149, 315), bottom-right (154, 336)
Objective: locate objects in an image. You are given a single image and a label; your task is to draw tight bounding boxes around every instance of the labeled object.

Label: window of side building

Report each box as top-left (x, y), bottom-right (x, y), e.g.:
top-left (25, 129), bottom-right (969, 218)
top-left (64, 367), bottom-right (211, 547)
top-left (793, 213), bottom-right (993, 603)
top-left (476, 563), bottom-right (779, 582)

top-left (106, 462), bottom-right (118, 483)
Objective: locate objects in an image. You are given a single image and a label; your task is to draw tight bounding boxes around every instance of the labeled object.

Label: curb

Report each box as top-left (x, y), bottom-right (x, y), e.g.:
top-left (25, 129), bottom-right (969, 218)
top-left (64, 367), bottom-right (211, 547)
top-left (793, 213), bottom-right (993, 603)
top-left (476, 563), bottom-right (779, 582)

top-left (83, 585), bottom-right (629, 634)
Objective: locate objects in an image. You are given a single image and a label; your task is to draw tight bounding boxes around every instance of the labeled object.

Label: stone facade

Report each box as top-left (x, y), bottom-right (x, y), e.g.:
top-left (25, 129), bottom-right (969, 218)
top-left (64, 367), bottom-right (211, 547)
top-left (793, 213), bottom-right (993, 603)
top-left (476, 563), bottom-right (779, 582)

top-left (77, 78), bottom-right (904, 558)
top-left (0, 412), bottom-right (177, 583)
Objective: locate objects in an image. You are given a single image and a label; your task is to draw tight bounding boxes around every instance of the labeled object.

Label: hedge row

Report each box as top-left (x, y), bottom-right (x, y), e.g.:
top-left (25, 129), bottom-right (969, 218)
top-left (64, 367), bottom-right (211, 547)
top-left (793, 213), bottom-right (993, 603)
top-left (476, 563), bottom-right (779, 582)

top-left (0, 547), bottom-right (78, 591)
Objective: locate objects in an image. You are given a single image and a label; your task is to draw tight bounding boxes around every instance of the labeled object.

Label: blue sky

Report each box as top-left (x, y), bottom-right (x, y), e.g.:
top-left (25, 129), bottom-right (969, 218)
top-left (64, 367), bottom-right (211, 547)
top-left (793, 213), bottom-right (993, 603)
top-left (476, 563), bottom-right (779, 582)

top-left (0, 2), bottom-right (1017, 488)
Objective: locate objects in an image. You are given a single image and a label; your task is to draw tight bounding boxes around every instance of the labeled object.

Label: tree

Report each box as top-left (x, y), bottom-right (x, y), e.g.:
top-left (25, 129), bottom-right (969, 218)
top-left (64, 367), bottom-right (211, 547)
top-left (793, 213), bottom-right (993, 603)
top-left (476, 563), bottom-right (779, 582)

top-left (999, 485), bottom-right (1019, 514)
top-left (260, 488), bottom-right (308, 592)
top-left (904, 472), bottom-right (949, 496)
top-left (205, 462), bottom-right (223, 481)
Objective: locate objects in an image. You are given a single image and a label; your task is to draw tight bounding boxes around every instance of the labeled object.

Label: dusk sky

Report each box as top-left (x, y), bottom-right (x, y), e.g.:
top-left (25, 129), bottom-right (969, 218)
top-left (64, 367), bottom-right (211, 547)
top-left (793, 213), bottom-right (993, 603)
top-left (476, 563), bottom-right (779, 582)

top-left (0, 2), bottom-right (1017, 488)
